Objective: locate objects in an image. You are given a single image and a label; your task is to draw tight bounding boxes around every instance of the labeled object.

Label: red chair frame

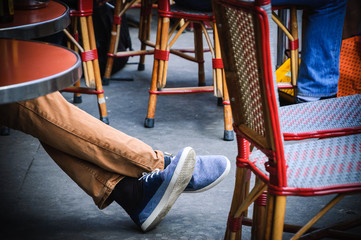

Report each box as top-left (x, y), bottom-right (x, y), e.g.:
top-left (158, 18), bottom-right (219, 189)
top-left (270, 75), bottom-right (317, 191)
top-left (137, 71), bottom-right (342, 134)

top-left (213, 0), bottom-right (361, 239)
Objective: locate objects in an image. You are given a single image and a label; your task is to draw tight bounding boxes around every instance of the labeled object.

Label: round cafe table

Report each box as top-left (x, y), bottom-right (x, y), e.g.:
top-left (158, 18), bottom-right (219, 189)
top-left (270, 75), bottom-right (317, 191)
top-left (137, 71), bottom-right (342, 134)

top-left (0, 0), bottom-right (70, 40)
top-left (0, 38), bottom-right (82, 104)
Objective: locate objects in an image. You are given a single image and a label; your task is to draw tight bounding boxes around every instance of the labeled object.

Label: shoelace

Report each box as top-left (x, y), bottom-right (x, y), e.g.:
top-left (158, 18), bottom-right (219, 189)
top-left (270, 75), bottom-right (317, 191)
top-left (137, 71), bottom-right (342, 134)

top-left (138, 168), bottom-right (160, 182)
top-left (164, 152), bottom-right (174, 158)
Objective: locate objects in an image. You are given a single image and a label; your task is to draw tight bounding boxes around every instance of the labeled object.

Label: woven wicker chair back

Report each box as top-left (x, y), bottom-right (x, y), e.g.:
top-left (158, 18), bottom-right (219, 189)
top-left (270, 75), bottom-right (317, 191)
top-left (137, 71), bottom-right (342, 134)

top-left (215, 0), bottom-right (280, 151)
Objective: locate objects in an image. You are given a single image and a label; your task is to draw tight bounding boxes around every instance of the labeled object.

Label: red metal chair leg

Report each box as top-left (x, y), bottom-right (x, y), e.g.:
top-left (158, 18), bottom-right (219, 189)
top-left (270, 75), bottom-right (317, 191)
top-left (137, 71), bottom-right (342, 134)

top-left (222, 73), bottom-right (234, 141)
top-left (138, 0), bottom-right (153, 70)
top-left (87, 15), bottom-right (109, 123)
top-left (62, 0), bottom-right (109, 124)
top-left (103, 0), bottom-right (123, 86)
top-left (144, 17), bottom-right (163, 128)
top-left (252, 191), bottom-right (268, 240)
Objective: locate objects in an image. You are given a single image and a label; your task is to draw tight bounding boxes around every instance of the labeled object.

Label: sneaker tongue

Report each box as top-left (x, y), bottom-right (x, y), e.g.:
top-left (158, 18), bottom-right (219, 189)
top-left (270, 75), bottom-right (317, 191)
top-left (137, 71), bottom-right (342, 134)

top-left (163, 155), bottom-right (173, 169)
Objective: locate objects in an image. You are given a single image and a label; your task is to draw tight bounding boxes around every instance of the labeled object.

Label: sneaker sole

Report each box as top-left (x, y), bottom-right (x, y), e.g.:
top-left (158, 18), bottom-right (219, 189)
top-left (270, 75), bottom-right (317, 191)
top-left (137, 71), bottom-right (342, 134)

top-left (141, 147), bottom-right (196, 231)
top-left (184, 156), bottom-right (231, 193)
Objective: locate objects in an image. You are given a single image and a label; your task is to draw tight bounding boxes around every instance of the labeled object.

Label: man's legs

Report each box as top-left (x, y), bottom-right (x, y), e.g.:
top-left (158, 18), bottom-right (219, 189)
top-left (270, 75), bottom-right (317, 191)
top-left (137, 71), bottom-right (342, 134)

top-left (0, 92), bottom-right (164, 176)
top-left (0, 92), bottom-right (165, 208)
top-left (272, 0), bottom-right (347, 99)
top-left (0, 91), bottom-right (230, 231)
top-left (41, 142), bottom-right (122, 209)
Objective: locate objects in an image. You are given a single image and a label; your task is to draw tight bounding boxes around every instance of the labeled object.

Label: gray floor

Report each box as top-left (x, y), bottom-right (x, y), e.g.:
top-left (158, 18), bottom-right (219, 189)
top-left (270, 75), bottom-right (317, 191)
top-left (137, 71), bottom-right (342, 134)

top-left (1, 8), bottom-right (361, 240)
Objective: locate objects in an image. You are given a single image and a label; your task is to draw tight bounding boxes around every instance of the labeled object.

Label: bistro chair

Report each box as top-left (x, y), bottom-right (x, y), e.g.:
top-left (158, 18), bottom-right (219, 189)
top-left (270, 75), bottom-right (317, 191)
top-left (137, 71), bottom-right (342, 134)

top-left (103, 0), bottom-right (156, 85)
top-left (144, 0), bottom-right (234, 141)
top-left (62, 0), bottom-right (109, 124)
top-left (213, 0), bottom-right (361, 239)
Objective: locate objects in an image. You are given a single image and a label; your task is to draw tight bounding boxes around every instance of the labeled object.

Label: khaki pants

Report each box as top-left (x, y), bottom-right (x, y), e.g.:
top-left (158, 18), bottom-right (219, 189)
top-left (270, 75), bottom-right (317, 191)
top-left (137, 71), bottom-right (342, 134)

top-left (0, 92), bottom-right (164, 209)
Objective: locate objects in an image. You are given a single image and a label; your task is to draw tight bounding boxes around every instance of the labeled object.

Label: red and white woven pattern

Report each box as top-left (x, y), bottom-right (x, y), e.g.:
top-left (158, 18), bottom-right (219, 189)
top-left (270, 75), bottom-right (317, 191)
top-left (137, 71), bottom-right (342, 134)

top-left (225, 7), bottom-right (266, 137)
top-left (280, 94), bottom-right (361, 134)
top-left (250, 134), bottom-right (361, 189)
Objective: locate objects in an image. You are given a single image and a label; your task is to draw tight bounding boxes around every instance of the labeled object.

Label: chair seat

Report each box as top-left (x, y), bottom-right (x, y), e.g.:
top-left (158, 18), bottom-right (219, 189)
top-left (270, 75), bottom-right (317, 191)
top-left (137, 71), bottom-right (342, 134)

top-left (250, 133), bottom-right (361, 194)
top-left (158, 4), bottom-right (213, 21)
top-left (280, 94), bottom-right (361, 138)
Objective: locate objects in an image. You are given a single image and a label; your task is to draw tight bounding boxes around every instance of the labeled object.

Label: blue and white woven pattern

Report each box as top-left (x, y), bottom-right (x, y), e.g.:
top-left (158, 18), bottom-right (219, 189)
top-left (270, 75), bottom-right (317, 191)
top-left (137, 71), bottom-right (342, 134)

top-left (250, 134), bottom-right (361, 189)
top-left (280, 94), bottom-right (361, 134)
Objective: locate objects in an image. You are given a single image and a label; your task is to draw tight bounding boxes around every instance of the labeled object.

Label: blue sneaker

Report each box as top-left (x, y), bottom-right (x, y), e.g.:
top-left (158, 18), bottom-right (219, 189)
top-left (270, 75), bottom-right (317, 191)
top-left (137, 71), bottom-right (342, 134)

top-left (164, 153), bottom-right (231, 193)
top-left (130, 147), bottom-right (196, 232)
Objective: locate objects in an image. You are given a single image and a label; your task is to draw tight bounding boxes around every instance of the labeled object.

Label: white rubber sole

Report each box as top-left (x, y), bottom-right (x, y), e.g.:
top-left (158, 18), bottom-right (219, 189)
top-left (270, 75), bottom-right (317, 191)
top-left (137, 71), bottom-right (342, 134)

top-left (184, 156), bottom-right (231, 193)
top-left (141, 147), bottom-right (196, 232)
